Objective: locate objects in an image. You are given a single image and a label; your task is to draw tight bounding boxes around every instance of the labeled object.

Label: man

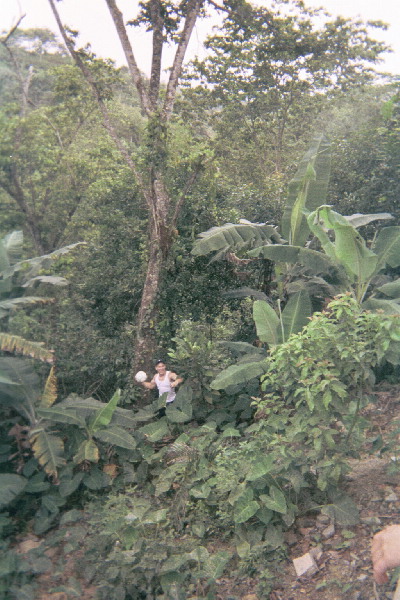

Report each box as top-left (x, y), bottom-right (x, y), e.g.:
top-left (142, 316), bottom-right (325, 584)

top-left (141, 360), bottom-right (183, 405)
top-left (372, 525), bottom-right (400, 584)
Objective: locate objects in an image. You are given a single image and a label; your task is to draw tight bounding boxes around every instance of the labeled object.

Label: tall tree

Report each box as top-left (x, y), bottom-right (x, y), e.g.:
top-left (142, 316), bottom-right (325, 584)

top-left (48, 0), bottom-right (210, 380)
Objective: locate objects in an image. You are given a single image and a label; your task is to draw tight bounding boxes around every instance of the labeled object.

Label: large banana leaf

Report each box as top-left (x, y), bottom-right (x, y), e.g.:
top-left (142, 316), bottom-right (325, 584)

top-left (345, 213), bottom-right (393, 228)
top-left (89, 389), bottom-right (121, 432)
top-left (281, 134), bottom-right (331, 247)
top-left (74, 439), bottom-right (100, 464)
top-left (281, 290), bottom-right (312, 342)
top-left (56, 396), bottom-right (139, 428)
top-left (372, 227), bottom-right (400, 270)
top-left (377, 279), bottom-right (400, 299)
top-left (0, 296), bottom-right (53, 319)
top-left (93, 425), bottom-right (137, 449)
top-left (192, 222), bottom-right (282, 259)
top-left (166, 384), bottom-right (193, 423)
top-left (30, 428), bottom-right (65, 477)
top-left (0, 357), bottom-right (41, 421)
top-left (0, 473), bottom-right (27, 508)
top-left (210, 359), bottom-right (267, 390)
top-left (362, 298), bottom-right (400, 315)
top-left (36, 406), bottom-right (86, 427)
top-left (0, 333), bottom-right (54, 363)
top-left (40, 366), bottom-right (57, 407)
top-left (253, 300), bottom-right (280, 346)
top-left (248, 244), bottom-right (337, 275)
top-left (308, 206), bottom-right (378, 282)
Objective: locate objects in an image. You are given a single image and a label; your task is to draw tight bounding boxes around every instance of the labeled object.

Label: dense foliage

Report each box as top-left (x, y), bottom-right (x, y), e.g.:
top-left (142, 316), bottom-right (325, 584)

top-left (1, 0), bottom-right (400, 597)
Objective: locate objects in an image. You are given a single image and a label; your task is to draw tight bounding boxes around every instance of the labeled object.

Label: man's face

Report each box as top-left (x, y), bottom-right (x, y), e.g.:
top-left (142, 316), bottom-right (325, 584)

top-left (156, 362), bottom-right (166, 375)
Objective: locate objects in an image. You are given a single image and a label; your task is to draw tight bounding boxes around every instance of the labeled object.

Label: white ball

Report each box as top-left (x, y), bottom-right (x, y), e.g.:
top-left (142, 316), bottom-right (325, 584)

top-left (135, 370), bottom-right (147, 383)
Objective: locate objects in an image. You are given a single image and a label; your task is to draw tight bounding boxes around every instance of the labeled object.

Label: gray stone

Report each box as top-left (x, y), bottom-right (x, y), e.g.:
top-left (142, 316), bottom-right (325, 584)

top-left (293, 552), bottom-right (318, 577)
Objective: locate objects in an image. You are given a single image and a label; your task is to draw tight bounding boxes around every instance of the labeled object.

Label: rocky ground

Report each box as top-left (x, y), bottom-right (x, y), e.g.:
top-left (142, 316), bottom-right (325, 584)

top-left (12, 385), bottom-right (400, 600)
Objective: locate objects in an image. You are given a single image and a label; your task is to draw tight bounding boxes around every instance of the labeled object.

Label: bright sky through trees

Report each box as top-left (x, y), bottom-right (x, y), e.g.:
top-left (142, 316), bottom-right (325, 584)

top-left (1, 0), bottom-right (399, 76)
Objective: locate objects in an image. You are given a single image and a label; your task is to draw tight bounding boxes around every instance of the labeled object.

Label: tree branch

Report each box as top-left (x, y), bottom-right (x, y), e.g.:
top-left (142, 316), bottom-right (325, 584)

top-left (47, 0), bottom-right (148, 203)
top-left (104, 0), bottom-right (152, 115)
top-left (162, 0), bottom-right (205, 121)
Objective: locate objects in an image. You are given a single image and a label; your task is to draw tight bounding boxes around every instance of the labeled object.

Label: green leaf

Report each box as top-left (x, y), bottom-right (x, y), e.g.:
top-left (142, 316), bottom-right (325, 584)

top-left (73, 439), bottom-right (99, 464)
top-left (377, 279), bottom-right (400, 299)
top-left (93, 425), bottom-right (137, 449)
top-left (373, 226), bottom-right (400, 269)
top-left (0, 474), bottom-right (27, 508)
top-left (233, 493), bottom-right (260, 524)
top-left (253, 300), bottom-right (279, 345)
top-left (59, 473), bottom-right (84, 497)
top-left (282, 134), bottom-right (331, 247)
top-left (210, 360), bottom-right (266, 390)
top-left (246, 454), bottom-right (274, 481)
top-left (322, 491), bottom-right (359, 526)
top-left (37, 406), bottom-right (86, 427)
top-left (260, 486), bottom-right (287, 514)
top-left (282, 290), bottom-right (312, 342)
top-left (192, 222), bottom-right (282, 259)
top-left (166, 384), bottom-right (193, 423)
top-left (89, 389), bottom-right (121, 432)
top-left (139, 418), bottom-right (169, 442)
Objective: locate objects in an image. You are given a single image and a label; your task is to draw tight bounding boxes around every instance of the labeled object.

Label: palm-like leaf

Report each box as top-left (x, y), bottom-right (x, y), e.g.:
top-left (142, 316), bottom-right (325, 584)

top-left (281, 134), bottom-right (331, 247)
top-left (192, 222), bottom-right (282, 260)
top-left (281, 290), bottom-right (312, 342)
top-left (40, 366), bottom-right (58, 407)
top-left (30, 428), bottom-right (65, 478)
top-left (0, 333), bottom-right (54, 363)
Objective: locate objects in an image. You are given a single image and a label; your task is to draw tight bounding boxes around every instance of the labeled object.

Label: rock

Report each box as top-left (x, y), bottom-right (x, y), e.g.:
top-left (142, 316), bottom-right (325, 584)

top-left (322, 523), bottom-right (335, 539)
top-left (293, 552), bottom-right (318, 577)
top-left (360, 516), bottom-right (382, 526)
top-left (309, 545), bottom-right (323, 561)
top-left (284, 531), bottom-right (298, 546)
top-left (316, 514), bottom-right (331, 528)
top-left (18, 538), bottom-right (42, 553)
top-left (385, 491), bottom-right (399, 502)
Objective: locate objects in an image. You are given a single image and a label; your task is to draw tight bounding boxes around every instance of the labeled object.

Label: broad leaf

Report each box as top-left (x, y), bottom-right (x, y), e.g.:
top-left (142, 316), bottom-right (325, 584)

top-left (89, 389), bottom-right (121, 432)
top-left (373, 226), bottom-right (400, 269)
top-left (281, 134), bottom-right (331, 247)
top-left (0, 334), bottom-right (54, 363)
top-left (322, 491), bottom-right (359, 526)
top-left (248, 244), bottom-right (337, 275)
top-left (377, 279), bottom-right (400, 299)
top-left (37, 406), bottom-right (86, 427)
top-left (253, 300), bottom-right (280, 345)
top-left (345, 213), bottom-right (393, 228)
top-left (0, 474), bottom-right (27, 508)
top-left (246, 454), bottom-right (274, 481)
top-left (166, 384), bottom-right (193, 423)
top-left (139, 418), bottom-right (169, 442)
top-left (210, 359), bottom-right (267, 390)
top-left (93, 425), bottom-right (137, 449)
top-left (73, 439), bottom-right (100, 464)
top-left (281, 290), bottom-right (312, 342)
top-left (260, 486), bottom-right (287, 514)
top-left (362, 298), bottom-right (400, 315)
top-left (192, 222), bottom-right (282, 258)
top-left (233, 494), bottom-right (260, 524)
top-left (40, 366), bottom-right (57, 407)
top-left (30, 429), bottom-right (65, 477)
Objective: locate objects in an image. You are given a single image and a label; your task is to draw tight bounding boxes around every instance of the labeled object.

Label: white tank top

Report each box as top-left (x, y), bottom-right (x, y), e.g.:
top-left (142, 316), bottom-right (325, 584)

top-left (155, 371), bottom-right (176, 403)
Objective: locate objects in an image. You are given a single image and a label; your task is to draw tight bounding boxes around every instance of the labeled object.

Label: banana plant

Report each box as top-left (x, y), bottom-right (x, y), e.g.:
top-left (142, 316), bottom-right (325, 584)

top-left (307, 205), bottom-right (400, 309)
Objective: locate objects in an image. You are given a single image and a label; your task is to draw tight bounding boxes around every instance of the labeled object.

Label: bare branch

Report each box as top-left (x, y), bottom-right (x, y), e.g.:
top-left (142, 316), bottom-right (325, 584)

top-left (47, 0), bottom-right (148, 201)
top-left (1, 15), bottom-right (26, 44)
top-left (148, 0), bottom-right (164, 108)
top-left (162, 0), bottom-right (205, 121)
top-left (104, 0), bottom-right (152, 115)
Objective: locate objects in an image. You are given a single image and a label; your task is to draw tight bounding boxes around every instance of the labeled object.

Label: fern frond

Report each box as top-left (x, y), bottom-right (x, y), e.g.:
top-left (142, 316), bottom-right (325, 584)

top-left (40, 366), bottom-right (57, 407)
top-left (0, 333), bottom-right (55, 363)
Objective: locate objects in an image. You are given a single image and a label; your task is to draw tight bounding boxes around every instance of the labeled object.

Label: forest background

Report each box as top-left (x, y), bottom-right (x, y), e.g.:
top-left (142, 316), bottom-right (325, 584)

top-left (0, 0), bottom-right (400, 598)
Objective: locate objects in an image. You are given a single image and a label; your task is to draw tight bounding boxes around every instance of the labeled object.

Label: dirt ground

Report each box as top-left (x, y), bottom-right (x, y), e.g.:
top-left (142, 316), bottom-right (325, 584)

top-left (13, 385), bottom-right (400, 600)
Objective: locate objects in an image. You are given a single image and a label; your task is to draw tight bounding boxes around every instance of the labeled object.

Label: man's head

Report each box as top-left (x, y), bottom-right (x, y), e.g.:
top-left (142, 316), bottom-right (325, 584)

top-left (155, 360), bottom-right (166, 374)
